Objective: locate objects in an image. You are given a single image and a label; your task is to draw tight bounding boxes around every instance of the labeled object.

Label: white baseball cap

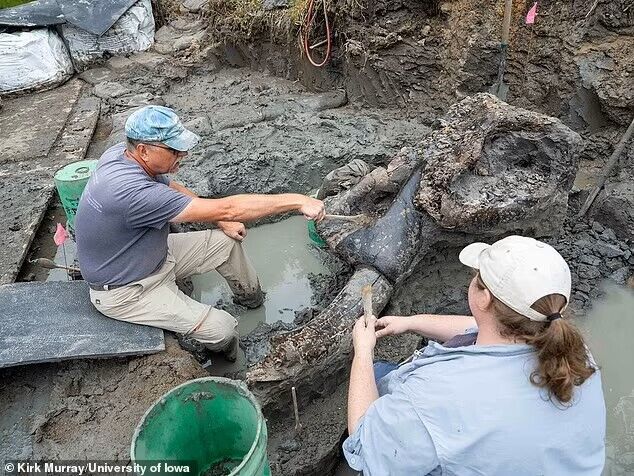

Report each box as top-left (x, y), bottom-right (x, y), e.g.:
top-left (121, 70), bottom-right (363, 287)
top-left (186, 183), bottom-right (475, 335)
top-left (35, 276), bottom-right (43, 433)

top-left (459, 235), bottom-right (571, 322)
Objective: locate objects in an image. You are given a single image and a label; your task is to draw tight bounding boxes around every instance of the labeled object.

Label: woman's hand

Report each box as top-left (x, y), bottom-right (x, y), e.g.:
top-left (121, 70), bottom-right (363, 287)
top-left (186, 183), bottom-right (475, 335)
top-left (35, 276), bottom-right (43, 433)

top-left (375, 315), bottom-right (411, 338)
top-left (217, 221), bottom-right (247, 241)
top-left (352, 315), bottom-right (377, 356)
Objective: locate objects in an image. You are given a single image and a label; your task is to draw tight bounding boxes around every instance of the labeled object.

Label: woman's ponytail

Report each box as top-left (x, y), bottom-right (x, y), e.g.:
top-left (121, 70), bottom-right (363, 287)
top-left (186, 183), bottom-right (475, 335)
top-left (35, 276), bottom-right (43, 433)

top-left (526, 317), bottom-right (596, 404)
top-left (475, 274), bottom-right (596, 404)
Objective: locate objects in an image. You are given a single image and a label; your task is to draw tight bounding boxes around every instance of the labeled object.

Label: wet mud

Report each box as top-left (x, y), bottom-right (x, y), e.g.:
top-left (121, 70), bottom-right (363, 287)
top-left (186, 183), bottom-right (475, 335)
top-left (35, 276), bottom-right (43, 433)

top-left (2, 0), bottom-right (632, 474)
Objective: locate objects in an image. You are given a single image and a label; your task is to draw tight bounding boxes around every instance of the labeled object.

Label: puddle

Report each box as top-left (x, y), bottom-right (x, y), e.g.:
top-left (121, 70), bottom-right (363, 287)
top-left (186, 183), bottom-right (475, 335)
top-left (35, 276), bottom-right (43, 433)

top-left (576, 285), bottom-right (634, 475)
top-left (191, 216), bottom-right (332, 336)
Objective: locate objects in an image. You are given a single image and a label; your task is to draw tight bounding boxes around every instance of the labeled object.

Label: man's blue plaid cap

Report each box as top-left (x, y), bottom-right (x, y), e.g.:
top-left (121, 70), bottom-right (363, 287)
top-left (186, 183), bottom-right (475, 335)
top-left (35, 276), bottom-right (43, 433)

top-left (125, 105), bottom-right (200, 152)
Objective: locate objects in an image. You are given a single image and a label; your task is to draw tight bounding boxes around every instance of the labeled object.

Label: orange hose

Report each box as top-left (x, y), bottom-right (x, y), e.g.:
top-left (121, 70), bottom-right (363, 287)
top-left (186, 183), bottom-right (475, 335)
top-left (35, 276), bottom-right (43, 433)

top-left (302, 0), bottom-right (332, 67)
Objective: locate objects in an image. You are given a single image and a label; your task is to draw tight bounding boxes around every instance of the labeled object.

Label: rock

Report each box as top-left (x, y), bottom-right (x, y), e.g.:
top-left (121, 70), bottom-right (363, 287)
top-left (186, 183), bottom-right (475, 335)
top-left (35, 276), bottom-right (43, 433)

top-left (129, 51), bottom-right (168, 71)
top-left (580, 254), bottom-right (601, 267)
top-left (594, 242), bottom-right (624, 258)
top-left (263, 0), bottom-right (289, 10)
top-left (184, 116), bottom-right (213, 136)
top-left (610, 267), bottom-right (631, 285)
top-left (591, 221), bottom-right (605, 233)
top-left (601, 228), bottom-right (617, 242)
top-left (592, 181), bottom-right (634, 242)
top-left (181, 0), bottom-right (209, 13)
top-left (416, 93), bottom-right (582, 237)
top-left (154, 23), bottom-right (206, 55)
top-left (578, 264), bottom-right (601, 280)
top-left (121, 93), bottom-right (165, 108)
top-left (606, 258), bottom-right (624, 271)
top-left (93, 81), bottom-right (131, 100)
top-left (576, 45), bottom-right (634, 126)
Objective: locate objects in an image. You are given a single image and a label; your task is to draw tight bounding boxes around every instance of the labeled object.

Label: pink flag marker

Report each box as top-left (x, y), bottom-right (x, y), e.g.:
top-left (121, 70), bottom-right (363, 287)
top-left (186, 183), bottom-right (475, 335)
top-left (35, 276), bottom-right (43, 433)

top-left (54, 223), bottom-right (69, 246)
top-left (526, 2), bottom-right (538, 24)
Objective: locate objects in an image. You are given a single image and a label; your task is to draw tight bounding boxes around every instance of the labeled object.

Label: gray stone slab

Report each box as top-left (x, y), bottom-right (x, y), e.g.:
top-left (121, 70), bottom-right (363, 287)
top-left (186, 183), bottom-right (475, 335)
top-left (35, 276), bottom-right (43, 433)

top-left (0, 281), bottom-right (165, 368)
top-left (0, 80), bottom-right (82, 164)
top-left (0, 174), bottom-right (54, 285)
top-left (0, 82), bottom-right (100, 286)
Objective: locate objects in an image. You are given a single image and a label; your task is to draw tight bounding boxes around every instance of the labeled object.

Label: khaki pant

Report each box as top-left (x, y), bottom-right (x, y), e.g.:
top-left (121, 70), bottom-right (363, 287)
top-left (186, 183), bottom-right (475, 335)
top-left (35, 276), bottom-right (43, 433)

top-left (89, 230), bottom-right (261, 353)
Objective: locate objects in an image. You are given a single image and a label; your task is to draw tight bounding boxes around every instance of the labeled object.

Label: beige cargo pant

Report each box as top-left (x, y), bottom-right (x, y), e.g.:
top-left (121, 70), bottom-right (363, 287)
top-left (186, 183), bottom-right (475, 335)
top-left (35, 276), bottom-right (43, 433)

top-left (89, 230), bottom-right (261, 356)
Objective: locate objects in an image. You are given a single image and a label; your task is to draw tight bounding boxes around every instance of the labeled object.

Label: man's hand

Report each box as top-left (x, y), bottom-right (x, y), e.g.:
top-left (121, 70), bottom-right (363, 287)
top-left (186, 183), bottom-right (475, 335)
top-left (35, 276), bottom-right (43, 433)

top-left (352, 315), bottom-right (377, 356)
top-left (375, 315), bottom-right (411, 338)
top-left (217, 221), bottom-right (247, 241)
top-left (300, 196), bottom-right (326, 222)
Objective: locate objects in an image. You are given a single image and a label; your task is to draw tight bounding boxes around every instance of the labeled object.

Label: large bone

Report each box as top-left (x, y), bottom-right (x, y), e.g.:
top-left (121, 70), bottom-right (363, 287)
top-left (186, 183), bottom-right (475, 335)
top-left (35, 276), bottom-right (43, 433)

top-left (246, 267), bottom-right (392, 415)
top-left (332, 168), bottom-right (434, 284)
top-left (318, 94), bottom-right (582, 283)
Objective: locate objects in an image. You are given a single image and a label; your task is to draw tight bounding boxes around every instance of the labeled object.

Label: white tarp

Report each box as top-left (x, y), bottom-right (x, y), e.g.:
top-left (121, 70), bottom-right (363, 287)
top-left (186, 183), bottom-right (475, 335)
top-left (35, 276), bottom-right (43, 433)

top-left (0, 28), bottom-right (74, 95)
top-left (62, 0), bottom-right (155, 72)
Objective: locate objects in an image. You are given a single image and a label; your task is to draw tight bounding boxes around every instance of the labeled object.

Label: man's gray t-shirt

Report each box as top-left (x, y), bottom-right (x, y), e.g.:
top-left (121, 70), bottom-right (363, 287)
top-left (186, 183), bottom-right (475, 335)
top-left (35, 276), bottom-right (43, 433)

top-left (75, 143), bottom-right (192, 286)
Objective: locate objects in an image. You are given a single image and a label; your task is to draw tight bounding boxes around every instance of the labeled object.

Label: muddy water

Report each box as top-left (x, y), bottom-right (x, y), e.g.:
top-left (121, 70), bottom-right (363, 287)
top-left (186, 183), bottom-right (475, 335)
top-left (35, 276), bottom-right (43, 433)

top-left (576, 286), bottom-right (634, 476)
top-left (191, 216), bottom-right (331, 336)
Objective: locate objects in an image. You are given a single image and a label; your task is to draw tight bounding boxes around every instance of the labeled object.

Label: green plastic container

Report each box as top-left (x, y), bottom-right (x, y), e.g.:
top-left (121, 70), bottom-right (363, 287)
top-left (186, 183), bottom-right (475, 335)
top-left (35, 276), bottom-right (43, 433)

top-left (131, 377), bottom-right (270, 476)
top-left (53, 159), bottom-right (98, 231)
top-left (307, 220), bottom-right (326, 248)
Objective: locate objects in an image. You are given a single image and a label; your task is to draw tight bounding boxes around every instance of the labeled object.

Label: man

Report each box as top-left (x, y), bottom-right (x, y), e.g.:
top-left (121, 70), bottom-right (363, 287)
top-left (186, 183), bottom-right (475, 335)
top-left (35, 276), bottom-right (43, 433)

top-left (75, 105), bottom-right (325, 361)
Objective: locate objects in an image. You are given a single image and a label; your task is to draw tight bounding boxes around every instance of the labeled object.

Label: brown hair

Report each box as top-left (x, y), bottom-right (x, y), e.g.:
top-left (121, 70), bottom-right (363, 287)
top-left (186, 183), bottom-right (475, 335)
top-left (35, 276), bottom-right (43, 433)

top-left (475, 274), bottom-right (596, 404)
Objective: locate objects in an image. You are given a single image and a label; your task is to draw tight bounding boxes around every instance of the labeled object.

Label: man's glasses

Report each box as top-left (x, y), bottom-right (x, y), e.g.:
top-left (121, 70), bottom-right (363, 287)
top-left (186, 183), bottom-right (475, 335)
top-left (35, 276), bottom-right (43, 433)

top-left (145, 143), bottom-right (183, 156)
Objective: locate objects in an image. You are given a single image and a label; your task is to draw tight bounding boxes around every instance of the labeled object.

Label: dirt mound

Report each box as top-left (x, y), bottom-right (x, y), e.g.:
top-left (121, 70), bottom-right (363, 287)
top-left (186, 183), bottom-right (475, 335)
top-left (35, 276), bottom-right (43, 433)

top-left (0, 336), bottom-right (206, 460)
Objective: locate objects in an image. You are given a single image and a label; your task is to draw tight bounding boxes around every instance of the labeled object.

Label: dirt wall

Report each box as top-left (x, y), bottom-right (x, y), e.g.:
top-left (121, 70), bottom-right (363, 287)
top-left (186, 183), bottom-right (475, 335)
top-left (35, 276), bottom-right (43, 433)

top-left (205, 0), bottom-right (633, 159)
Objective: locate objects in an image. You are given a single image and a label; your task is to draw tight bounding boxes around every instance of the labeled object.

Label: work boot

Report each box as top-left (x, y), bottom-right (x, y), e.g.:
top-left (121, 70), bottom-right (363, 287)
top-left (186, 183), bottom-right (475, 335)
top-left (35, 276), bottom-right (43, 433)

top-left (221, 335), bottom-right (239, 363)
top-left (233, 288), bottom-right (265, 309)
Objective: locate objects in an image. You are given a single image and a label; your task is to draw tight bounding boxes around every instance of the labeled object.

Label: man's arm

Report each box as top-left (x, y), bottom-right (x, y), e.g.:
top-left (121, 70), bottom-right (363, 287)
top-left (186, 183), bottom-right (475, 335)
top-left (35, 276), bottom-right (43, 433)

top-left (171, 193), bottom-right (325, 223)
top-left (168, 180), bottom-right (197, 198)
top-left (168, 180), bottom-right (248, 240)
top-left (375, 314), bottom-right (476, 342)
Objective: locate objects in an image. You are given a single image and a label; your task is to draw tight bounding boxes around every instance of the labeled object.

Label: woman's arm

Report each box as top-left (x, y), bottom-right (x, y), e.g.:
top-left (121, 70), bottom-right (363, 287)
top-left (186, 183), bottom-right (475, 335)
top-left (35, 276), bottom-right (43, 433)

top-left (348, 316), bottom-right (380, 434)
top-left (376, 314), bottom-right (476, 342)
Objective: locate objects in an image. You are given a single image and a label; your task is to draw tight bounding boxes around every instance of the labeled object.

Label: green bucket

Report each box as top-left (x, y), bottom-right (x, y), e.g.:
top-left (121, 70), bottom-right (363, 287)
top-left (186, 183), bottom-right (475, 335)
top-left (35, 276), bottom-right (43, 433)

top-left (131, 377), bottom-right (270, 476)
top-left (53, 159), bottom-right (98, 231)
top-left (307, 220), bottom-right (326, 248)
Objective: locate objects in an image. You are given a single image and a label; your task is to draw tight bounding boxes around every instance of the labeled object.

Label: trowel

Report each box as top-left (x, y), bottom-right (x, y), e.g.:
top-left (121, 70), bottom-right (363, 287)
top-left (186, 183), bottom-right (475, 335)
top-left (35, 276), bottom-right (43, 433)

top-left (30, 257), bottom-right (80, 273)
top-left (489, 0), bottom-right (513, 100)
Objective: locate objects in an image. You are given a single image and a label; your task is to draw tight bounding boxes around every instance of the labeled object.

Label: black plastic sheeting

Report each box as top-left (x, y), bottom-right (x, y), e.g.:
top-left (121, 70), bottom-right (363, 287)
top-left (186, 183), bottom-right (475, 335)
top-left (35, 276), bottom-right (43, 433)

top-left (0, 0), bottom-right (137, 36)
top-left (0, 280), bottom-right (165, 368)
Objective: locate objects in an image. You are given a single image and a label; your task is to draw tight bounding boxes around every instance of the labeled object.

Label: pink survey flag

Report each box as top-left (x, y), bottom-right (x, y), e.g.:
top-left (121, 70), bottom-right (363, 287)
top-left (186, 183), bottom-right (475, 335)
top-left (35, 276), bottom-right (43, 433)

top-left (54, 223), bottom-right (69, 246)
top-left (526, 2), bottom-right (538, 24)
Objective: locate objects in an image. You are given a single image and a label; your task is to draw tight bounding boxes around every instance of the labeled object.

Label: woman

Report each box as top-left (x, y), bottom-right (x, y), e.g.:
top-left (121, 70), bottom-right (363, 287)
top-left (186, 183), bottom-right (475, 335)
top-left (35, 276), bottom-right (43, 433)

top-left (344, 235), bottom-right (605, 475)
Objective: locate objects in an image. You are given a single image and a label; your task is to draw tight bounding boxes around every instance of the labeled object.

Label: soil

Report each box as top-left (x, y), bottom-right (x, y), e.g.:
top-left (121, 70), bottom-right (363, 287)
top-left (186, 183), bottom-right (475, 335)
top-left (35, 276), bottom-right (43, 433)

top-left (267, 382), bottom-right (348, 476)
top-left (203, 458), bottom-right (242, 476)
top-left (0, 336), bottom-right (207, 460)
top-left (386, 211), bottom-right (633, 320)
top-left (16, 201), bottom-right (68, 283)
top-left (1, 0), bottom-right (632, 475)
